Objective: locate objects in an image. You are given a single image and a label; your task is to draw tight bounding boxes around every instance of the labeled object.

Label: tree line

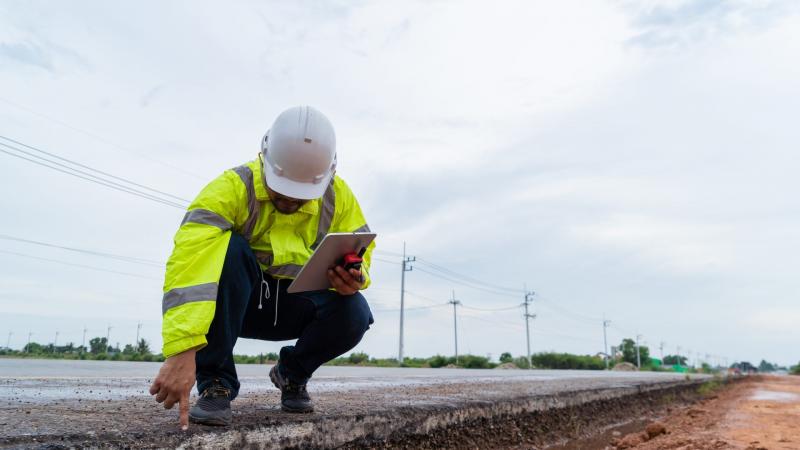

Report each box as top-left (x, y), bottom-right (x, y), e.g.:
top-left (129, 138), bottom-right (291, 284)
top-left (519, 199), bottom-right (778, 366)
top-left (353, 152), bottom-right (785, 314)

top-left (4, 335), bottom-right (794, 373)
top-left (0, 337), bottom-right (165, 362)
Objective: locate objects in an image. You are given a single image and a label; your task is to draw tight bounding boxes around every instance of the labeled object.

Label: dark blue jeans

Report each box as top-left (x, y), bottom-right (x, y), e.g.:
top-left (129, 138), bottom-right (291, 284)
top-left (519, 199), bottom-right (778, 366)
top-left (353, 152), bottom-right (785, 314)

top-left (195, 233), bottom-right (373, 400)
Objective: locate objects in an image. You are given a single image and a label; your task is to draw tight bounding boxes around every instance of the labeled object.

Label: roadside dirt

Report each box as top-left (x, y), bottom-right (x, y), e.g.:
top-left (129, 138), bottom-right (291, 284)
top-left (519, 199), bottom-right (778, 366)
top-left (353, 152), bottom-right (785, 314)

top-left (606, 375), bottom-right (800, 450)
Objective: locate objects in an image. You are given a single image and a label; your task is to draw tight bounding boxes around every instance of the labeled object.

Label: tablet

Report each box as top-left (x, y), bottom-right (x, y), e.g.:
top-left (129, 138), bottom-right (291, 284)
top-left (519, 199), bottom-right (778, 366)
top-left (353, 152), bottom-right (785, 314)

top-left (286, 232), bottom-right (377, 293)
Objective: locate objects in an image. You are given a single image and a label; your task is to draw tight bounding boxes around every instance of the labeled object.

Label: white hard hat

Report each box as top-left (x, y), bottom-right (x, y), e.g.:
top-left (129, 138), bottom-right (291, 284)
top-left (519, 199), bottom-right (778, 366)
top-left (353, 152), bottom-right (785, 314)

top-left (261, 106), bottom-right (337, 200)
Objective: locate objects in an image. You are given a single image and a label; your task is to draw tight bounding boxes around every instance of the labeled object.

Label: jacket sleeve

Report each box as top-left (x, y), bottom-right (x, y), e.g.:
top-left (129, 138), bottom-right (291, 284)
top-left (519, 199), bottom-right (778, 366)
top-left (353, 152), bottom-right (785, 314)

top-left (161, 170), bottom-right (248, 357)
top-left (330, 177), bottom-right (375, 289)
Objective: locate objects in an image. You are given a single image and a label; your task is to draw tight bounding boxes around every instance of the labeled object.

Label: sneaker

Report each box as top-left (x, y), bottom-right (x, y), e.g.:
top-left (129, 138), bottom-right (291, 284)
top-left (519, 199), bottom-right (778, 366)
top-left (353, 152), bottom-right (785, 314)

top-left (269, 363), bottom-right (314, 413)
top-left (188, 382), bottom-right (232, 426)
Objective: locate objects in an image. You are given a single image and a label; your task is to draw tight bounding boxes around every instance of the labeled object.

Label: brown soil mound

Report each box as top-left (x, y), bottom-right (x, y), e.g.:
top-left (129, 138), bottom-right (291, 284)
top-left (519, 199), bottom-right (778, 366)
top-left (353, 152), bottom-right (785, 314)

top-left (613, 362), bottom-right (638, 371)
top-left (608, 375), bottom-right (800, 450)
top-left (495, 362), bottom-right (519, 370)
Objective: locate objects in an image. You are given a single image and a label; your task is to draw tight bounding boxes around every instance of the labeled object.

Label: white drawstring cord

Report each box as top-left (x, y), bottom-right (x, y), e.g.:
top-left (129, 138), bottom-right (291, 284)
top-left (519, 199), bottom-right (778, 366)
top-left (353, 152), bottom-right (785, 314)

top-left (273, 279), bottom-right (281, 326)
top-left (258, 271), bottom-right (280, 326)
top-left (259, 271), bottom-right (270, 310)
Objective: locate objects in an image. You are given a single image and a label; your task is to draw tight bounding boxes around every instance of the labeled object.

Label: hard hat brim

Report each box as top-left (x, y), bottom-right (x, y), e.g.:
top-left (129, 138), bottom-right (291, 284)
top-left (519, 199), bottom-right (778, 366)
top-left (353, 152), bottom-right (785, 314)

top-left (264, 167), bottom-right (332, 200)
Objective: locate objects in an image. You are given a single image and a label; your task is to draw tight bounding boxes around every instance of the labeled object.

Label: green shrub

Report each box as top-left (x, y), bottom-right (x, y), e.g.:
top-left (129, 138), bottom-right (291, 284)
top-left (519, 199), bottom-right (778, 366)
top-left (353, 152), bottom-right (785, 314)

top-left (427, 355), bottom-right (453, 368)
top-left (697, 376), bottom-right (725, 396)
top-left (530, 352), bottom-right (604, 370)
top-left (513, 356), bottom-right (531, 369)
top-left (458, 355), bottom-right (493, 369)
top-left (348, 352), bottom-right (369, 364)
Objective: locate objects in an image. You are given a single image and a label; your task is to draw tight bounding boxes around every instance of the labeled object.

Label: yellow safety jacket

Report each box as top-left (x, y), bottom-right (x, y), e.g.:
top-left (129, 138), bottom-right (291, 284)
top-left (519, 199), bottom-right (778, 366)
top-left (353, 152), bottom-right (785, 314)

top-left (161, 157), bottom-right (373, 357)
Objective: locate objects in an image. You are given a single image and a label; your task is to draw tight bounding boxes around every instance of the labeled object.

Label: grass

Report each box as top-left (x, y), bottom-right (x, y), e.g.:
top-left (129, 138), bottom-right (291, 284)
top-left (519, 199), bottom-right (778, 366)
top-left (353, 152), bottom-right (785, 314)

top-left (697, 376), bottom-right (726, 397)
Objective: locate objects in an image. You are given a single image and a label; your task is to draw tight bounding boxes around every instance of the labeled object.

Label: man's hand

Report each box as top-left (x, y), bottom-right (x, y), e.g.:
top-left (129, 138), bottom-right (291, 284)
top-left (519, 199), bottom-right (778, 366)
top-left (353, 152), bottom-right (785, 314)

top-left (327, 266), bottom-right (364, 295)
top-left (149, 348), bottom-right (197, 430)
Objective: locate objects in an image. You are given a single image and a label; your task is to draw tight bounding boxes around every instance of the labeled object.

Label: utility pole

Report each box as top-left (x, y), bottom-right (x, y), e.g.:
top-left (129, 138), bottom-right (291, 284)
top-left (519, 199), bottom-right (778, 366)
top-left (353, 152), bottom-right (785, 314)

top-left (603, 316), bottom-right (611, 369)
top-left (635, 334), bottom-right (642, 369)
top-left (82, 326), bottom-right (88, 351)
top-left (398, 242), bottom-right (415, 364)
top-left (448, 290), bottom-right (461, 365)
top-left (106, 325), bottom-right (112, 352)
top-left (136, 322), bottom-right (142, 346)
top-left (659, 341), bottom-right (665, 361)
top-left (5, 332), bottom-right (11, 350)
top-left (54, 331), bottom-right (59, 353)
top-left (523, 289), bottom-right (536, 370)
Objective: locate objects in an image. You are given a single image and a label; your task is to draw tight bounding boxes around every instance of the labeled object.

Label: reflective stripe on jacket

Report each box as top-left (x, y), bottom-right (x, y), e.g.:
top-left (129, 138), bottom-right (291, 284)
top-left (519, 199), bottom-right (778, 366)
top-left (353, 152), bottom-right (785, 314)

top-left (161, 157), bottom-right (374, 357)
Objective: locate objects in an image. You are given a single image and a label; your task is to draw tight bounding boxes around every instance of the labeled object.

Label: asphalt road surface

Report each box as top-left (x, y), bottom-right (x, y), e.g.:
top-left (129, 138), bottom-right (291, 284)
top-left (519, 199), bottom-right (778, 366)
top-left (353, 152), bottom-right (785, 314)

top-left (0, 358), bottom-right (704, 449)
top-left (1, 358), bottom-right (688, 401)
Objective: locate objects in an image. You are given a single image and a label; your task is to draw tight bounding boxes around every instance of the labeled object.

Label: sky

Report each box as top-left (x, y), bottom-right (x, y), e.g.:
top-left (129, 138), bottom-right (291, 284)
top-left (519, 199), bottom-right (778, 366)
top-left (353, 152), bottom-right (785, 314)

top-left (1, 0), bottom-right (799, 367)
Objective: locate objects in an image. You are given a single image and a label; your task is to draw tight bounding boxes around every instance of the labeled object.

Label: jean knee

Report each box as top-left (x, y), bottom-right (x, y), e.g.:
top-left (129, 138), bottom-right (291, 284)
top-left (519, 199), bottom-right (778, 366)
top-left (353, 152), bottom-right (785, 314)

top-left (342, 293), bottom-right (372, 335)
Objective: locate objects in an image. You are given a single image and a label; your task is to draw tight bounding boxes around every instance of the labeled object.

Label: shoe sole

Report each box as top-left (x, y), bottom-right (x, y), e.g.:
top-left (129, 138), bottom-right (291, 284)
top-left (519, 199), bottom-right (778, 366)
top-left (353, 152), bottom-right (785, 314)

top-left (189, 413), bottom-right (232, 426)
top-left (280, 404), bottom-right (314, 413)
top-left (270, 366), bottom-right (314, 414)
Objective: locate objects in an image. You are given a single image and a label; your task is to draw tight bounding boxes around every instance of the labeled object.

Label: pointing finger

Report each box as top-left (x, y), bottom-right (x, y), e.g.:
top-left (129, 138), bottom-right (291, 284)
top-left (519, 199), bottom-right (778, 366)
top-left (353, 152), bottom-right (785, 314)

top-left (180, 391), bottom-right (190, 430)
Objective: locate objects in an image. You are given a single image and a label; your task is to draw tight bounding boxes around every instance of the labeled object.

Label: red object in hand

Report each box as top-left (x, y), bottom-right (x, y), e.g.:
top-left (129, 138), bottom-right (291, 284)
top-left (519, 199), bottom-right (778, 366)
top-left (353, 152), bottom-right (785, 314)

top-left (342, 253), bottom-right (363, 271)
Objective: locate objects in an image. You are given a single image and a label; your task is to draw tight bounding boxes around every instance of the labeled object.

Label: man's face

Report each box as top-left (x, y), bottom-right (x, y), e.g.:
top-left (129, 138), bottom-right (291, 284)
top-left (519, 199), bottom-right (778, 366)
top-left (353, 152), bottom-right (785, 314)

top-left (266, 186), bottom-right (308, 214)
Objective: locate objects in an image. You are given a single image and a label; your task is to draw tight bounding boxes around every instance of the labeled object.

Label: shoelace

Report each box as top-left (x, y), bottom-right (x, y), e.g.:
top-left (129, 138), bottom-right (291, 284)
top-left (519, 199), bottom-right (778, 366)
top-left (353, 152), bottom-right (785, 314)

top-left (202, 385), bottom-right (231, 399)
top-left (284, 382), bottom-right (307, 395)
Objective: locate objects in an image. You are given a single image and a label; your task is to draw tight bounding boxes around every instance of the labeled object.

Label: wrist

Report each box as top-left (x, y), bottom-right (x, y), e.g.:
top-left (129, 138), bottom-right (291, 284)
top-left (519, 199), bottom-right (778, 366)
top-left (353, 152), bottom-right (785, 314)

top-left (169, 347), bottom-right (198, 362)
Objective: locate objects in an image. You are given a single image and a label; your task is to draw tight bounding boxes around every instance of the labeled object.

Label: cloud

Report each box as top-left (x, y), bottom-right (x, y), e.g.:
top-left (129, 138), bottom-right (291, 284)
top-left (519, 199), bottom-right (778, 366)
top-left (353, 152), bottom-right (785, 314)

top-left (139, 85), bottom-right (165, 108)
top-left (0, 1), bottom-right (799, 366)
top-left (0, 41), bottom-right (53, 71)
top-left (623, 0), bottom-right (800, 49)
top-left (0, 33), bottom-right (88, 72)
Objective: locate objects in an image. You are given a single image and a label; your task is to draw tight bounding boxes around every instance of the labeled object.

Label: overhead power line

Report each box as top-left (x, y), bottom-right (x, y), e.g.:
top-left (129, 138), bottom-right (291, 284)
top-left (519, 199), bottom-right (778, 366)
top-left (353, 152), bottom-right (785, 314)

top-left (535, 295), bottom-right (602, 324)
top-left (0, 96), bottom-right (205, 180)
top-left (371, 256), bottom-right (400, 265)
top-left (373, 249), bottom-right (405, 258)
top-left (404, 290), bottom-right (445, 305)
top-left (0, 136), bottom-right (189, 209)
top-left (415, 257), bottom-right (521, 294)
top-left (0, 144), bottom-right (185, 209)
top-left (0, 250), bottom-right (160, 280)
top-left (0, 234), bottom-right (163, 267)
top-left (372, 303), bottom-right (449, 313)
top-left (413, 266), bottom-right (519, 298)
top-left (0, 135), bottom-right (189, 203)
top-left (460, 304), bottom-right (520, 312)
